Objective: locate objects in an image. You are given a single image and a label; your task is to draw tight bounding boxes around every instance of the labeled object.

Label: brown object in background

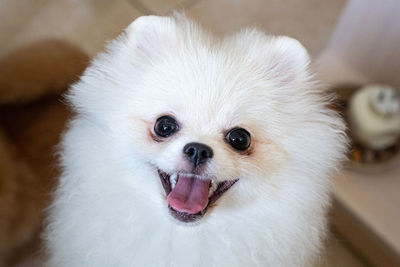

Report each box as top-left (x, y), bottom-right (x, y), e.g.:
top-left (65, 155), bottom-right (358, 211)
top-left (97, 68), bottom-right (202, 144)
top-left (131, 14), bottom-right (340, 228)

top-left (0, 131), bottom-right (40, 266)
top-left (0, 40), bottom-right (89, 105)
top-left (0, 40), bottom-right (89, 266)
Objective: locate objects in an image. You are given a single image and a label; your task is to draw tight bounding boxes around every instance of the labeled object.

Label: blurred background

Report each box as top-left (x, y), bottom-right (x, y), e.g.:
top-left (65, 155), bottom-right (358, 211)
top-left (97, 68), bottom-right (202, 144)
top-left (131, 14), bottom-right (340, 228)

top-left (0, 0), bottom-right (399, 266)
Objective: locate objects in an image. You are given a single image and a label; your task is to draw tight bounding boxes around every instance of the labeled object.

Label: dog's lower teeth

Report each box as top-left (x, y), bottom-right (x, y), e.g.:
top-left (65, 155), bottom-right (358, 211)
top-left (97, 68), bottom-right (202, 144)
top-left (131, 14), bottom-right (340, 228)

top-left (208, 181), bottom-right (218, 197)
top-left (170, 173), bottom-right (178, 189)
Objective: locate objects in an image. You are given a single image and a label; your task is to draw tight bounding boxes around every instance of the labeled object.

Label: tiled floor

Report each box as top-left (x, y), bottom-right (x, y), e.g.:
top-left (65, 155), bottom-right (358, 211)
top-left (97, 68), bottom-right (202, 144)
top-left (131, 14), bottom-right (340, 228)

top-left (1, 0), bottom-right (368, 266)
top-left (1, 0), bottom-right (347, 58)
top-left (0, 0), bottom-right (142, 57)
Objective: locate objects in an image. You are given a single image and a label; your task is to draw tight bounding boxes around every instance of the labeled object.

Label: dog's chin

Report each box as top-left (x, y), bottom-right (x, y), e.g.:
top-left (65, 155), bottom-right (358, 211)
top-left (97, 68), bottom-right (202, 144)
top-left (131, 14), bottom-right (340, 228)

top-left (157, 169), bottom-right (238, 224)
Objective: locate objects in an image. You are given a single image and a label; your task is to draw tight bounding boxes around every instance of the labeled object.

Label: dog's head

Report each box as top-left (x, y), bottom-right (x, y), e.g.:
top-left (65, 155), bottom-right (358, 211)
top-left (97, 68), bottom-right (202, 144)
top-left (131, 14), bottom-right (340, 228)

top-left (68, 15), bottom-right (346, 224)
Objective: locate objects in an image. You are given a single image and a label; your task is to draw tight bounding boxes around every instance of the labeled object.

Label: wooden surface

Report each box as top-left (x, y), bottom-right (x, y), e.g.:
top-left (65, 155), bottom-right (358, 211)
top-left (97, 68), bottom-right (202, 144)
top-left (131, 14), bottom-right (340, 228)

top-left (332, 163), bottom-right (400, 266)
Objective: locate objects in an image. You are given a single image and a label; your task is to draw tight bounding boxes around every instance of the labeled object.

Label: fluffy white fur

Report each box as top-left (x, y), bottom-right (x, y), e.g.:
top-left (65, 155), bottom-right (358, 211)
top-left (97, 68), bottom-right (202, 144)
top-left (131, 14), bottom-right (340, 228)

top-left (45, 15), bottom-right (347, 266)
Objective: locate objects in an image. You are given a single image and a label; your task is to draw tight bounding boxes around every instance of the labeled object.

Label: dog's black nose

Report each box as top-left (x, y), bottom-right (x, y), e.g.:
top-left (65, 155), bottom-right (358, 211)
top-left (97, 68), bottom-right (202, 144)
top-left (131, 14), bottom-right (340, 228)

top-left (183, 142), bottom-right (213, 167)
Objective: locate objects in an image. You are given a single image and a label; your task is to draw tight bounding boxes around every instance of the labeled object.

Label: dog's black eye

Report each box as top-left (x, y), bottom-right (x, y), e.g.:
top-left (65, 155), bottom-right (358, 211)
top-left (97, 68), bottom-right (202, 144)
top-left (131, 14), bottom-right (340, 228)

top-left (154, 116), bottom-right (179, 138)
top-left (226, 128), bottom-right (251, 151)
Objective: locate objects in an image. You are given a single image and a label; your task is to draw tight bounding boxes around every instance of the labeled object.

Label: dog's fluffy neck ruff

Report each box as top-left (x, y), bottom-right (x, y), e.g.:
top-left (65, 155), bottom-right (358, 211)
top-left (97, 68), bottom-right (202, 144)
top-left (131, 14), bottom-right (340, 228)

top-left (45, 15), bottom-right (347, 267)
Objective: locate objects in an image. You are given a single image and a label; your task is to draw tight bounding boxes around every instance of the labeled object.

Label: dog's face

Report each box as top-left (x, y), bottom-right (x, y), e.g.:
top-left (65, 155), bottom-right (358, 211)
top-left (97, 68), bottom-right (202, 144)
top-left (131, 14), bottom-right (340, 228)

top-left (129, 65), bottom-right (287, 222)
top-left (69, 16), bottom-right (345, 224)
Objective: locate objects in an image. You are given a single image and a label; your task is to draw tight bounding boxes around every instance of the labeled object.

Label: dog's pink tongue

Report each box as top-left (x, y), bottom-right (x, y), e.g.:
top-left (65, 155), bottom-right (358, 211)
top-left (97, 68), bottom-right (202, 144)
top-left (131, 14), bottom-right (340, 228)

top-left (167, 175), bottom-right (210, 214)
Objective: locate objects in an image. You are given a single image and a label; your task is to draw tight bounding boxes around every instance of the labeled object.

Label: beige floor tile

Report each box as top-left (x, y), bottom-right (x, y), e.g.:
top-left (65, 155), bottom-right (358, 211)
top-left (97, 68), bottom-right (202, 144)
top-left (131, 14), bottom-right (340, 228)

top-left (129, 0), bottom-right (189, 15)
top-left (0, 0), bottom-right (49, 44)
top-left (187, 0), bottom-right (347, 57)
top-left (0, 0), bottom-right (143, 57)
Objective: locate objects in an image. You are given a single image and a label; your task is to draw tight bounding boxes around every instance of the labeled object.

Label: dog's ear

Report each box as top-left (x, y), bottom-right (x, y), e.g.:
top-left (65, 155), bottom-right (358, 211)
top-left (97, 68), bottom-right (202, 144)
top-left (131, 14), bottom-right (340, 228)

top-left (262, 36), bottom-right (310, 84)
top-left (125, 16), bottom-right (177, 60)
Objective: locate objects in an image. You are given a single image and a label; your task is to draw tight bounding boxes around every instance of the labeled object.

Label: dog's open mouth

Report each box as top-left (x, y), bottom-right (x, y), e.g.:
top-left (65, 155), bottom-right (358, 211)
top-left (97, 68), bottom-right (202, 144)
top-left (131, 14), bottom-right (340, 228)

top-left (158, 170), bottom-right (238, 223)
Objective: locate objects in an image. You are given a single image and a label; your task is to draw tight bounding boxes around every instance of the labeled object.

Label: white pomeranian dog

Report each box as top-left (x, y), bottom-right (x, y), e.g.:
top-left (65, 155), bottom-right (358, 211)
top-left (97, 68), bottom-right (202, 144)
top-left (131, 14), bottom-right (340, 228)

top-left (45, 15), bottom-right (347, 267)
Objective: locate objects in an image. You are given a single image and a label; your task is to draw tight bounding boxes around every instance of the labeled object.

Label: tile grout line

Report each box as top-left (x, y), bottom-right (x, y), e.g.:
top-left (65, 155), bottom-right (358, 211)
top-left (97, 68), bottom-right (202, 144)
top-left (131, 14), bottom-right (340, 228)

top-left (176, 0), bottom-right (202, 11)
top-left (125, 0), bottom-right (203, 16)
top-left (127, 0), bottom-right (154, 15)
